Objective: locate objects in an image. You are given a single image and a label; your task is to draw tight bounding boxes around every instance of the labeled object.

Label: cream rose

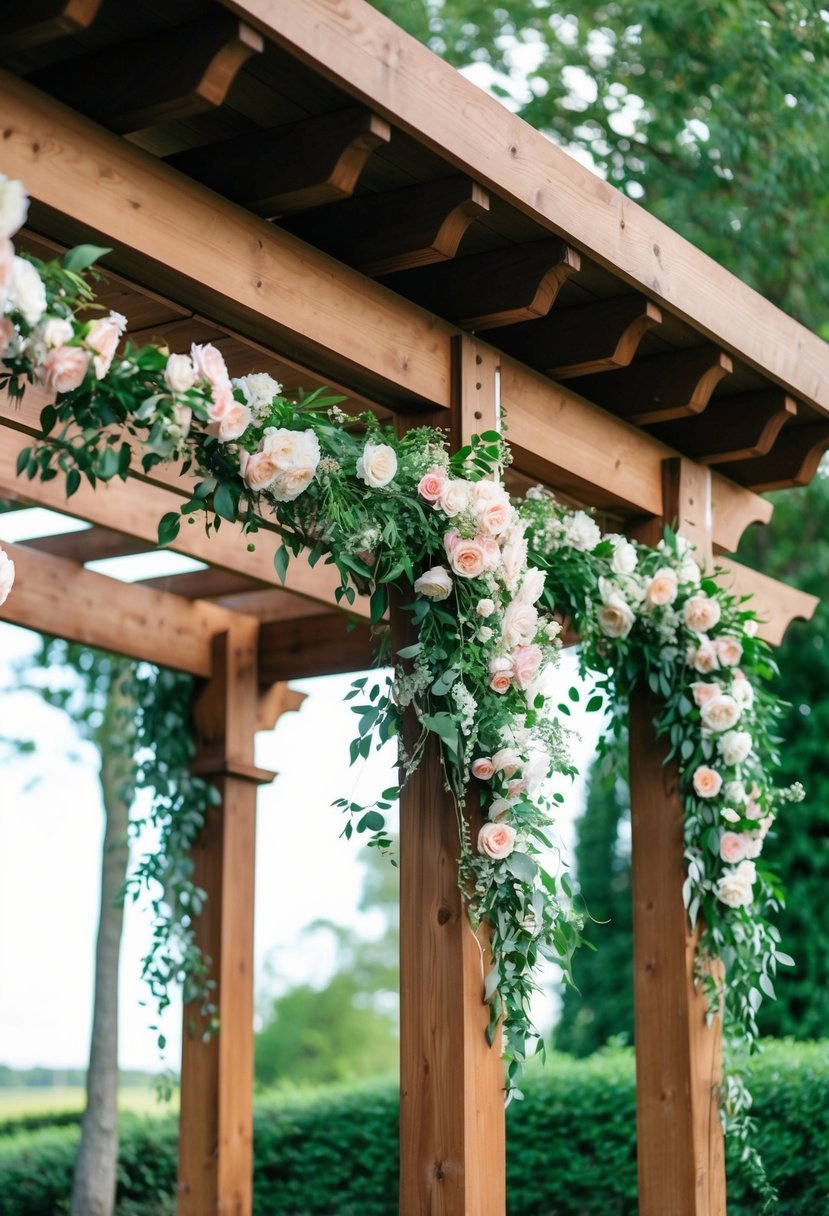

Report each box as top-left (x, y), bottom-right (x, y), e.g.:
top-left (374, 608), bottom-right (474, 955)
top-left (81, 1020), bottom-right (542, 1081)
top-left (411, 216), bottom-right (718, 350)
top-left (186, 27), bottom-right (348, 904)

top-left (683, 594), bottom-right (722, 633)
top-left (241, 450), bottom-right (279, 491)
top-left (743, 833), bottom-right (764, 860)
top-left (718, 729), bottom-right (752, 766)
top-left (437, 478), bottom-right (470, 516)
top-left (450, 539), bottom-right (487, 580)
top-left (513, 644), bottom-right (543, 690)
top-left (501, 600), bottom-right (538, 648)
top-left (86, 312), bottom-right (127, 380)
top-left (40, 317), bottom-right (74, 348)
top-left (598, 579), bottom-right (635, 639)
top-left (471, 757), bottom-right (495, 780)
top-left (516, 567), bottom-right (545, 606)
top-left (0, 175), bottom-right (28, 239)
top-left (715, 863), bottom-right (754, 909)
top-left (356, 441), bottom-right (398, 488)
top-left (693, 765), bottom-right (723, 799)
top-left (476, 598), bottom-right (496, 618)
top-left (0, 547), bottom-right (15, 607)
top-left (271, 465), bottom-right (318, 502)
top-left (477, 498), bottom-right (511, 537)
top-left (688, 639), bottom-right (719, 674)
top-left (417, 467), bottom-right (447, 503)
top-left (731, 673), bottom-right (755, 708)
top-left (165, 353), bottom-right (196, 394)
top-left (720, 831), bottom-right (748, 864)
top-left (413, 565), bottom-right (453, 600)
top-left (9, 256), bottom-right (46, 326)
top-left (478, 821), bottom-right (517, 860)
top-left (700, 694), bottom-right (741, 733)
top-left (610, 536), bottom-right (638, 575)
top-left (724, 780), bottom-right (747, 805)
top-left (715, 636), bottom-right (743, 667)
top-left (691, 681), bottom-right (721, 708)
top-left (36, 346), bottom-right (91, 394)
top-left (492, 747), bottom-right (522, 779)
top-left (191, 342), bottom-right (230, 388)
top-left (646, 568), bottom-right (679, 608)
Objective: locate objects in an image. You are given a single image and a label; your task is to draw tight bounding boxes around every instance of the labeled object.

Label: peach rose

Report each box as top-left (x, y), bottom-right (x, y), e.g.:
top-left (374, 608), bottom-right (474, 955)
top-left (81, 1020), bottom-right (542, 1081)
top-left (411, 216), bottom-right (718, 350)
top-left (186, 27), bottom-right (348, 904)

top-left (691, 681), bottom-right (722, 708)
top-left (450, 539), bottom-right (486, 579)
top-left (478, 821), bottom-right (517, 860)
top-left (191, 342), bottom-right (230, 388)
top-left (271, 465), bottom-right (317, 502)
top-left (501, 600), bottom-right (538, 648)
top-left (86, 312), bottom-right (126, 380)
top-left (700, 694), bottom-right (741, 732)
top-left (688, 640), bottom-right (719, 674)
top-left (36, 345), bottom-right (91, 394)
top-left (716, 636), bottom-right (743, 667)
top-left (489, 655), bottom-right (514, 694)
top-left (208, 396), bottom-right (252, 443)
top-left (477, 499), bottom-right (511, 537)
top-left (720, 831), bottom-right (748, 864)
top-left (471, 757), bottom-right (495, 780)
top-left (241, 450), bottom-right (280, 491)
top-left (683, 594), bottom-right (722, 633)
top-left (417, 467), bottom-right (446, 503)
top-left (513, 644), bottom-right (543, 690)
top-left (693, 765), bottom-right (723, 799)
top-left (646, 568), bottom-right (679, 607)
top-left (413, 565), bottom-right (452, 600)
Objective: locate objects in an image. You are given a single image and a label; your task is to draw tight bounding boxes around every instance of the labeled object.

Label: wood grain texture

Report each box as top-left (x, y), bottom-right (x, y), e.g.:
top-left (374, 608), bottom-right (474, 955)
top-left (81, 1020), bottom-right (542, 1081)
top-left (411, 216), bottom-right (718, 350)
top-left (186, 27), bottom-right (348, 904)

top-left (222, 0), bottom-right (829, 415)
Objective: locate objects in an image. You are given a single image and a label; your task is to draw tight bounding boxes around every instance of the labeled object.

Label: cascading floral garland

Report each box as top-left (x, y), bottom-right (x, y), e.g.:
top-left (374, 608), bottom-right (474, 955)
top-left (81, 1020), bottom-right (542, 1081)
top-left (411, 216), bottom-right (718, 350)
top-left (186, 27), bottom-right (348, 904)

top-left (0, 174), bottom-right (804, 1199)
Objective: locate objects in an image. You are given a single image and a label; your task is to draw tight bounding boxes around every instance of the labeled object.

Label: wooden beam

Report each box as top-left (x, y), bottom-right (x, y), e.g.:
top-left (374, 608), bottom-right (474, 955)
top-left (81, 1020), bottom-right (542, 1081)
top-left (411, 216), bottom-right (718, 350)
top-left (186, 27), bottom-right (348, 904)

top-left (141, 569), bottom-right (262, 600)
top-left (649, 391), bottom-right (797, 465)
top-left (167, 106), bottom-right (392, 217)
top-left (716, 421), bottom-right (829, 491)
top-left (257, 613), bottom-right (377, 682)
top-left (211, 589), bottom-right (333, 621)
top-left (0, 541), bottom-right (243, 676)
top-left (23, 527), bottom-right (153, 564)
top-left (282, 176), bottom-right (490, 276)
top-left (27, 16), bottom-right (263, 134)
top-left (256, 681), bottom-right (306, 730)
top-left (380, 239), bottom-right (580, 330)
top-left (397, 333), bottom-right (506, 1216)
top-left (179, 624), bottom-right (267, 1216)
top-left (574, 347), bottom-right (733, 426)
top-left (0, 0), bottom-right (103, 55)
top-left (225, 0), bottom-right (829, 415)
top-left (484, 296), bottom-right (662, 379)
top-left (717, 557), bottom-right (818, 646)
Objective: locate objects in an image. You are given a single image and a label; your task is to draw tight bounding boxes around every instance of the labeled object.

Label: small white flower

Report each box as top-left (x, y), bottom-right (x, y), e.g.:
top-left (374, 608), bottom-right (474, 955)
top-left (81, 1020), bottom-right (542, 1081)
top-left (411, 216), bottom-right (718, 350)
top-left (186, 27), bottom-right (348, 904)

top-left (609, 536), bottom-right (638, 575)
top-left (562, 510), bottom-right (601, 552)
top-left (478, 625), bottom-right (493, 642)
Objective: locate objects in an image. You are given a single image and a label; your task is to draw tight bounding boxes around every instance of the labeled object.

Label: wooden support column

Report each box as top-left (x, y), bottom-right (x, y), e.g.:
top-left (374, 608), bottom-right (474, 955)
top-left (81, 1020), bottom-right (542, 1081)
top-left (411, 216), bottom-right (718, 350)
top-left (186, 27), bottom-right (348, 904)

top-left (397, 334), bottom-right (506, 1215)
top-left (629, 457), bottom-right (726, 1216)
top-left (178, 623), bottom-right (274, 1216)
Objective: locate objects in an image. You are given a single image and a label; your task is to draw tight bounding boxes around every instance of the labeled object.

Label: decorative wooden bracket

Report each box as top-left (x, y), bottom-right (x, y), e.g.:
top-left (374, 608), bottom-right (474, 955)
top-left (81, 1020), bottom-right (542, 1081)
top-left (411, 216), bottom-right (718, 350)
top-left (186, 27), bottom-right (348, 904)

top-left (716, 557), bottom-right (818, 646)
top-left (282, 176), bottom-right (490, 276)
top-left (716, 421), bottom-right (829, 491)
top-left (190, 755), bottom-right (275, 784)
top-left (256, 683), bottom-right (306, 732)
top-left (167, 106), bottom-right (392, 218)
top-left (382, 239), bottom-right (580, 329)
top-left (485, 296), bottom-right (661, 379)
top-left (28, 15), bottom-right (264, 133)
top-left (257, 614), bottom-right (378, 683)
top-left (574, 347), bottom-right (733, 425)
top-left (649, 390), bottom-right (797, 464)
top-left (0, 0), bottom-right (103, 55)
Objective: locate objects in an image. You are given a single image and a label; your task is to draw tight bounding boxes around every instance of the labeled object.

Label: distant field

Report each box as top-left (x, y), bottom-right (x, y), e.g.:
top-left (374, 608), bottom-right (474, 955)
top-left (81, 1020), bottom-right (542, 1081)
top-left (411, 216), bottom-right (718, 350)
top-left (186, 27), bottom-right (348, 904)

top-left (0, 1086), bottom-right (178, 1119)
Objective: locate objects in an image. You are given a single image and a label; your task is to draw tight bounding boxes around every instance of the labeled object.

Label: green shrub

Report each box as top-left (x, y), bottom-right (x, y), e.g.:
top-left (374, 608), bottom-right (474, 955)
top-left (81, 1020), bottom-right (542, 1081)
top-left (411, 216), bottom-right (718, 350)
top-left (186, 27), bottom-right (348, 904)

top-left (0, 1044), bottom-right (825, 1215)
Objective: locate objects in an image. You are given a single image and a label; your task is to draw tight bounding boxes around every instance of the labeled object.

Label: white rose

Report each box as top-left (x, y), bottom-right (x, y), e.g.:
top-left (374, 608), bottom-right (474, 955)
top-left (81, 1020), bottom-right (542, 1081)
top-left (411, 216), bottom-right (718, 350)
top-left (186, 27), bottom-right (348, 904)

top-left (724, 780), bottom-right (747, 805)
top-left (516, 567), bottom-right (545, 605)
top-left (610, 537), bottom-right (638, 575)
top-left (700, 694), bottom-right (741, 733)
top-left (8, 256), bottom-right (46, 326)
top-left (731, 674), bottom-right (755, 708)
top-left (436, 478), bottom-right (470, 517)
top-left (471, 479), bottom-right (503, 505)
top-left (0, 175), bottom-right (28, 239)
top-left (234, 372), bottom-right (282, 412)
top-left (598, 596), bottom-right (635, 639)
top-left (718, 729), bottom-right (752, 766)
top-left (263, 427), bottom-right (321, 473)
top-left (39, 317), bottom-right (74, 348)
top-left (501, 600), bottom-right (538, 648)
top-left (164, 353), bottom-right (196, 394)
top-left (0, 548), bottom-right (15, 607)
top-left (414, 565), bottom-right (453, 600)
top-left (677, 552), bottom-right (702, 585)
top-left (476, 598), bottom-right (496, 618)
top-left (563, 510), bottom-right (601, 552)
top-left (715, 867), bottom-right (754, 909)
top-left (356, 441), bottom-right (397, 488)
top-left (492, 747), bottom-right (522, 778)
top-left (478, 625), bottom-right (493, 642)
top-left (500, 526), bottom-right (528, 591)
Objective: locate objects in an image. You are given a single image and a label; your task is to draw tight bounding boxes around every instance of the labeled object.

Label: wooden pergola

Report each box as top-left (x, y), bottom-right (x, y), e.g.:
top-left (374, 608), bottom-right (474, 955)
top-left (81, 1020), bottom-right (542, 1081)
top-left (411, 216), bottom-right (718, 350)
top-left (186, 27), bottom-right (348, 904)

top-left (1, 1), bottom-right (826, 1213)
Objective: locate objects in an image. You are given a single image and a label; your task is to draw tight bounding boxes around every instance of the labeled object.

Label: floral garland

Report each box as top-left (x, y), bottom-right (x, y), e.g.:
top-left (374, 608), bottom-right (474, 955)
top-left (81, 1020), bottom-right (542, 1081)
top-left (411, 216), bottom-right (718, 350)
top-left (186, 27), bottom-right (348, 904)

top-left (0, 174), bottom-right (803, 1196)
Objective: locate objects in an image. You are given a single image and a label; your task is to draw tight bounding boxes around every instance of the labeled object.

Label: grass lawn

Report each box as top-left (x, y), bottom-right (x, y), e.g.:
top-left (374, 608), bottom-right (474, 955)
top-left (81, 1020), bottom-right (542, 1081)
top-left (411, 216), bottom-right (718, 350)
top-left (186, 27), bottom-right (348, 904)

top-left (0, 1086), bottom-right (178, 1120)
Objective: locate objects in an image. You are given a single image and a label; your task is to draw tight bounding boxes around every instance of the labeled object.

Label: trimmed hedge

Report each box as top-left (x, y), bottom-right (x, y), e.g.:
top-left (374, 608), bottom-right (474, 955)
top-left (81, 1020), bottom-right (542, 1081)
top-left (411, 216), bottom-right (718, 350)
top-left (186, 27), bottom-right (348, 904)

top-left (0, 1043), bottom-right (827, 1215)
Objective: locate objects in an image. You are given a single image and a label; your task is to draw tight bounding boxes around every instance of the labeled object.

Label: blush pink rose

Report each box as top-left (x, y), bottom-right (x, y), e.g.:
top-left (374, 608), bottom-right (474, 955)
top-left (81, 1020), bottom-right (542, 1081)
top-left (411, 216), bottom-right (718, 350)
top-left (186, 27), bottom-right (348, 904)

top-left (207, 388), bottom-right (251, 442)
top-left (720, 831), bottom-right (749, 864)
top-left (692, 681), bottom-right (722, 707)
top-left (480, 536), bottom-right (501, 571)
top-left (688, 639), bottom-right (719, 674)
top-left (443, 528), bottom-right (462, 558)
top-left (477, 499), bottom-right (511, 537)
top-left (716, 636), bottom-right (743, 667)
top-left (241, 449), bottom-right (280, 490)
top-left (513, 644), bottom-right (543, 690)
top-left (36, 345), bottom-right (91, 394)
top-left (683, 594), bottom-right (722, 633)
top-left (488, 656), bottom-right (514, 694)
top-left (450, 539), bottom-right (486, 579)
top-left (506, 778), bottom-right (527, 799)
top-left (86, 312), bottom-right (126, 380)
top-left (417, 467), bottom-right (446, 503)
top-left (478, 821), bottom-right (517, 860)
top-left (191, 342), bottom-right (230, 388)
top-left (471, 757), bottom-right (495, 780)
top-left (646, 568), bottom-right (679, 607)
top-left (693, 765), bottom-right (723, 799)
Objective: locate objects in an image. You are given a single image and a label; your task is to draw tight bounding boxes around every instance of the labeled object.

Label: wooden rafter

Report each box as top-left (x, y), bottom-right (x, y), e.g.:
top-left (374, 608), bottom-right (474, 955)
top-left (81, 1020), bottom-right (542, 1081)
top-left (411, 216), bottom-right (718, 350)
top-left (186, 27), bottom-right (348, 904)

top-left (649, 391), bottom-right (798, 465)
top-left (282, 176), bottom-right (491, 276)
top-left (167, 106), bottom-right (392, 217)
top-left (22, 527), bottom-right (153, 564)
top-left (574, 347), bottom-right (734, 425)
top-left (716, 422), bottom-right (829, 491)
top-left (484, 296), bottom-right (662, 378)
top-left (26, 15), bottom-right (264, 134)
top-left (0, 0), bottom-right (104, 56)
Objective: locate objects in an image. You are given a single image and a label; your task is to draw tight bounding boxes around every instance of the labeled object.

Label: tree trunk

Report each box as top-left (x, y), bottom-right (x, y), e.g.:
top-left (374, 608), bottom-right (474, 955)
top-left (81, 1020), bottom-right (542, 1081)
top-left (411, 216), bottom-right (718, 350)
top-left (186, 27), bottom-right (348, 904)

top-left (72, 665), bottom-right (135, 1216)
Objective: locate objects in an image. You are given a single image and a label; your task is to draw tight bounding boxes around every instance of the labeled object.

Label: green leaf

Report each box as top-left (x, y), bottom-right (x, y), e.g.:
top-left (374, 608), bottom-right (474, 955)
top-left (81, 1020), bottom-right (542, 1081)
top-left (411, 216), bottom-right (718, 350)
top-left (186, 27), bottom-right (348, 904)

top-left (357, 810), bottom-right (385, 833)
top-left (63, 244), bottom-right (112, 272)
top-left (15, 446), bottom-right (31, 477)
top-left (506, 851), bottom-right (538, 884)
top-left (65, 468), bottom-right (81, 498)
top-left (158, 511), bottom-right (181, 546)
top-left (39, 405), bottom-right (57, 436)
top-left (213, 482), bottom-right (237, 522)
top-left (274, 544), bottom-right (290, 585)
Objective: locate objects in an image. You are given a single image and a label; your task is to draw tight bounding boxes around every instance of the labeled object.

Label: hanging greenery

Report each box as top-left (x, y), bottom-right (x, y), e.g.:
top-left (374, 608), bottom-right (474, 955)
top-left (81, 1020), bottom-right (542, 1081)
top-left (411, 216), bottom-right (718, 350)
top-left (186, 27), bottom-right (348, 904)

top-left (0, 175), bottom-right (804, 1202)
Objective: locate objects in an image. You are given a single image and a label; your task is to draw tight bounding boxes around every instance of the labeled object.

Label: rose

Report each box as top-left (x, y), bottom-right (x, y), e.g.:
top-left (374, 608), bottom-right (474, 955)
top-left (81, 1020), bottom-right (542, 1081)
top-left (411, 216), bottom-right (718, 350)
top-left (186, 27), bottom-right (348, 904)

top-left (562, 510), bottom-right (601, 551)
top-left (471, 479), bottom-right (502, 505)
top-left (545, 620), bottom-right (562, 641)
top-left (214, 402), bottom-right (252, 443)
top-left (492, 747), bottom-right (522, 778)
top-left (693, 765), bottom-right (723, 799)
top-left (261, 427), bottom-right (321, 474)
top-left (610, 536), bottom-right (638, 575)
top-left (271, 465), bottom-right (318, 502)
top-left (40, 317), bottom-right (74, 348)
top-left (413, 565), bottom-right (452, 600)
top-left (718, 729), bottom-right (752, 766)
top-left (501, 600), bottom-right (537, 648)
top-left (0, 547), bottom-right (15, 607)
top-left (513, 644), bottom-right (543, 690)
top-left (480, 536), bottom-right (501, 571)
top-left (478, 822), bottom-right (517, 860)
top-left (477, 499), bottom-right (511, 536)
top-left (478, 625), bottom-right (493, 642)
top-left (688, 639), bottom-right (719, 674)
top-left (720, 831), bottom-right (748, 864)
top-left (450, 539), bottom-right (486, 579)
top-left (0, 175), bottom-right (28, 239)
top-left (489, 798), bottom-right (513, 822)
top-left (731, 672), bottom-right (755, 707)
top-left (516, 567), bottom-right (545, 605)
top-left (191, 342), bottom-right (230, 388)
top-left (234, 371), bottom-right (282, 412)
top-left (417, 467), bottom-right (447, 503)
top-left (720, 806), bottom-right (741, 823)
top-left (500, 527), bottom-right (528, 591)
top-left (683, 594), bottom-right (721, 633)
top-left (438, 479), bottom-right (470, 516)
top-left (598, 580), bottom-right (635, 639)
top-left (715, 636), bottom-right (743, 667)
top-left (36, 345), bottom-right (91, 394)
top-left (724, 780), bottom-right (747, 805)
top-left (165, 353), bottom-right (196, 394)
top-left (471, 757), bottom-right (495, 780)
top-left (677, 552), bottom-right (702, 585)
top-left (240, 450), bottom-right (279, 490)
top-left (8, 256), bottom-right (46, 326)
top-left (700, 694), bottom-right (741, 732)
top-left (691, 681), bottom-right (721, 708)
top-left (356, 442), bottom-right (397, 488)
top-left (443, 528), bottom-right (461, 558)
top-left (645, 568), bottom-right (678, 607)
top-left (476, 598), bottom-right (496, 618)
top-left (743, 833), bottom-right (764, 860)
top-left (489, 655), bottom-right (514, 694)
top-left (506, 778), bottom-right (527, 799)
top-left (86, 312), bottom-right (127, 379)
top-left (715, 867), bottom-right (754, 909)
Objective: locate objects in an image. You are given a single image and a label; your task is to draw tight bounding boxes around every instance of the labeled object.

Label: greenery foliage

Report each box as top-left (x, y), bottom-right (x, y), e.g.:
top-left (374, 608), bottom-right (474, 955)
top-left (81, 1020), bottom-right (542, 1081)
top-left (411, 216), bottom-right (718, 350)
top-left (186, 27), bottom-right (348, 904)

top-left (2, 1043), bottom-right (827, 1215)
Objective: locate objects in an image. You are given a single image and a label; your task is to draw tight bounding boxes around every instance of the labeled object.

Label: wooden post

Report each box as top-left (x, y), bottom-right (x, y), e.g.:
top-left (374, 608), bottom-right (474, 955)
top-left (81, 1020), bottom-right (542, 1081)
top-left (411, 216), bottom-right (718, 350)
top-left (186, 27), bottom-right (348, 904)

top-left (629, 457), bottom-right (727, 1216)
top-left (397, 335), bottom-right (506, 1215)
top-left (178, 623), bottom-right (274, 1216)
